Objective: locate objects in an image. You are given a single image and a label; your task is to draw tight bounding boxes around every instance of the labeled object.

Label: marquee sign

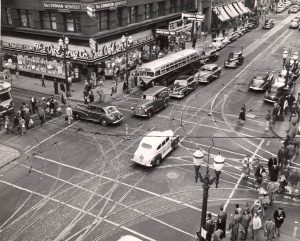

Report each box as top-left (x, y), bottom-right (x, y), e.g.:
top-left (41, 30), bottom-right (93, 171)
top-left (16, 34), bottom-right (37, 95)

top-left (42, 1), bottom-right (81, 10)
top-left (94, 0), bottom-right (127, 10)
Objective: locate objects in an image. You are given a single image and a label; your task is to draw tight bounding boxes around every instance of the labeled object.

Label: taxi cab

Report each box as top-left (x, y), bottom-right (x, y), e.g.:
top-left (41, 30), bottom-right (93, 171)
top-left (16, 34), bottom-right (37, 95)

top-left (132, 130), bottom-right (179, 167)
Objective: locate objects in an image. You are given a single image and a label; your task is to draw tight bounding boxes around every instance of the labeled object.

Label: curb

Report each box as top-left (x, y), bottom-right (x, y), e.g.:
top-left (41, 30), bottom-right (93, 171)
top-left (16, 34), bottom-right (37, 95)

top-left (12, 86), bottom-right (54, 98)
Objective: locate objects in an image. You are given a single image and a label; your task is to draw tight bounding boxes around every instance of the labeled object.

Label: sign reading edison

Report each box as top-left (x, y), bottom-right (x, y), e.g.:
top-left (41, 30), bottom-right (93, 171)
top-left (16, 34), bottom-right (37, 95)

top-left (95, 0), bottom-right (127, 10)
top-left (42, 1), bottom-right (81, 10)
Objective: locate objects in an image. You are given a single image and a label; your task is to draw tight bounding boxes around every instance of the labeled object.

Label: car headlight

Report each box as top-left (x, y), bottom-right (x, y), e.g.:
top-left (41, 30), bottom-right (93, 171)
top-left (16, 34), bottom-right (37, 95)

top-left (130, 107), bottom-right (134, 111)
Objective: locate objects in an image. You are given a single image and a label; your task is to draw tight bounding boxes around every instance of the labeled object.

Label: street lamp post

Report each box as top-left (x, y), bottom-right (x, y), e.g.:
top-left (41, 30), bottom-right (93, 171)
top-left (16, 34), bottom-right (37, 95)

top-left (58, 36), bottom-right (71, 97)
top-left (282, 49), bottom-right (289, 69)
top-left (194, 141), bottom-right (225, 241)
top-left (121, 35), bottom-right (133, 88)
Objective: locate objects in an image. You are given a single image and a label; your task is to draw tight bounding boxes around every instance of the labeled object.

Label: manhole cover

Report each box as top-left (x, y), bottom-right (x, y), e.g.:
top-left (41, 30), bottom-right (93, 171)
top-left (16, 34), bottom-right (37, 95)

top-left (167, 171), bottom-right (180, 179)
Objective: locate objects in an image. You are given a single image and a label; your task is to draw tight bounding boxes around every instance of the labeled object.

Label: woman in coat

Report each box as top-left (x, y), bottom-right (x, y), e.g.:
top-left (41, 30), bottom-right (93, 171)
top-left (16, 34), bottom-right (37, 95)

top-left (264, 218), bottom-right (275, 241)
top-left (273, 208), bottom-right (286, 236)
top-left (239, 104), bottom-right (246, 122)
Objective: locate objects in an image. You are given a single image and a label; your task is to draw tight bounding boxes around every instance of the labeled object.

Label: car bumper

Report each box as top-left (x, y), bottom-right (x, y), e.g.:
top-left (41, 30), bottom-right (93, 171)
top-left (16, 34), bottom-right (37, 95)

top-left (169, 93), bottom-right (185, 98)
top-left (249, 86), bottom-right (264, 91)
top-left (112, 117), bottom-right (123, 124)
top-left (264, 97), bottom-right (277, 103)
top-left (224, 62), bottom-right (237, 68)
top-left (290, 25), bottom-right (298, 28)
top-left (132, 159), bottom-right (152, 167)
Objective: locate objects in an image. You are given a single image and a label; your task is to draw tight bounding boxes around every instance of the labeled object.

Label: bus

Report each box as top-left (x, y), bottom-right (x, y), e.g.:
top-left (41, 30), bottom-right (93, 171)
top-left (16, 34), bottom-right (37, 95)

top-left (0, 76), bottom-right (14, 115)
top-left (138, 48), bottom-right (203, 90)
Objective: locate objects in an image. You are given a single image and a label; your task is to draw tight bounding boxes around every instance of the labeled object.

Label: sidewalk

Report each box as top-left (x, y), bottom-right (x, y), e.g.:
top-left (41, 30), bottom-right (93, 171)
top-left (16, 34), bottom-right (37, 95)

top-left (0, 144), bottom-right (20, 168)
top-left (222, 230), bottom-right (296, 241)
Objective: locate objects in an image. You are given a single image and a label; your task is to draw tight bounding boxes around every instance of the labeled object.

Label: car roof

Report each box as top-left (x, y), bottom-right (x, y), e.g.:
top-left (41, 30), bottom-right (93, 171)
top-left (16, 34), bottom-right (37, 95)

top-left (141, 130), bottom-right (174, 146)
top-left (117, 235), bottom-right (143, 241)
top-left (176, 75), bottom-right (193, 80)
top-left (143, 86), bottom-right (168, 95)
top-left (202, 64), bottom-right (218, 69)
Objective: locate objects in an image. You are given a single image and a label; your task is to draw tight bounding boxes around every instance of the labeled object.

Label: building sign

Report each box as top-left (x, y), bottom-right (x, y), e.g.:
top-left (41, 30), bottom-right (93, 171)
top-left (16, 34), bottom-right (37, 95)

top-left (94, 0), bottom-right (127, 10)
top-left (1, 41), bottom-right (89, 60)
top-left (169, 19), bottom-right (193, 32)
top-left (42, 1), bottom-right (81, 10)
top-left (182, 13), bottom-right (205, 21)
top-left (156, 29), bottom-right (176, 35)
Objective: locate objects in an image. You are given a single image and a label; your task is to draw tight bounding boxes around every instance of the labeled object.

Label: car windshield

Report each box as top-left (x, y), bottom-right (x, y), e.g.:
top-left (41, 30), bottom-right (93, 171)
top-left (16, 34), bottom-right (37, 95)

top-left (143, 95), bottom-right (154, 100)
top-left (253, 78), bottom-right (265, 85)
top-left (141, 143), bottom-right (152, 149)
top-left (174, 80), bottom-right (187, 86)
top-left (106, 106), bottom-right (117, 113)
top-left (201, 66), bottom-right (212, 71)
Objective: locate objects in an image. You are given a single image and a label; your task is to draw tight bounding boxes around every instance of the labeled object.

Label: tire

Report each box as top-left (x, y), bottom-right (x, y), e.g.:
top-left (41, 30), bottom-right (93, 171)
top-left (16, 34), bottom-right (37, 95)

top-left (147, 110), bottom-right (153, 118)
top-left (155, 156), bottom-right (162, 166)
top-left (73, 113), bottom-right (79, 120)
top-left (100, 119), bottom-right (108, 126)
top-left (164, 99), bottom-right (169, 108)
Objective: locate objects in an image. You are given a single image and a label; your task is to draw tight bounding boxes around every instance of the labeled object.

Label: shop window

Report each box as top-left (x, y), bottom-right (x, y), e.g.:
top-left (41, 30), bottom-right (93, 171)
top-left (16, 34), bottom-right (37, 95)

top-left (19, 10), bottom-right (34, 28)
top-left (128, 6), bottom-right (137, 24)
top-left (64, 13), bottom-right (81, 32)
top-left (158, 2), bottom-right (165, 17)
top-left (1, 8), bottom-right (12, 25)
top-left (145, 4), bottom-right (152, 20)
top-left (41, 12), bottom-right (57, 30)
top-left (116, 8), bottom-right (122, 27)
top-left (99, 10), bottom-right (110, 31)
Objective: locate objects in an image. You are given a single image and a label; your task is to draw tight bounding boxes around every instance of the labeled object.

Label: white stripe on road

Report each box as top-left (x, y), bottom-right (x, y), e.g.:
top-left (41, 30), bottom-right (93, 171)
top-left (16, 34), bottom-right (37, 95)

top-left (224, 139), bottom-right (264, 211)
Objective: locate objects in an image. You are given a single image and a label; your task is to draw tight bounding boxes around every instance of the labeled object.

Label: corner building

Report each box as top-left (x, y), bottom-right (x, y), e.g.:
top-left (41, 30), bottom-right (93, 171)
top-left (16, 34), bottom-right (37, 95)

top-left (1, 0), bottom-right (198, 82)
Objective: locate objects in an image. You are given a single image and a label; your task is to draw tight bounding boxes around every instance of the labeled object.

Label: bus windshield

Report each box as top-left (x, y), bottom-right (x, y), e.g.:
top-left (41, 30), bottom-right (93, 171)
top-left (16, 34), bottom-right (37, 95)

top-left (139, 70), bottom-right (154, 77)
top-left (0, 91), bottom-right (11, 102)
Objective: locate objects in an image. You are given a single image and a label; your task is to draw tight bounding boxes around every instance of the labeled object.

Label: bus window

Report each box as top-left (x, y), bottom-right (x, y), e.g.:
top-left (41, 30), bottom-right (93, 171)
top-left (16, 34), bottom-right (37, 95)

top-left (0, 92), bottom-right (11, 102)
top-left (147, 72), bottom-right (154, 77)
top-left (155, 70), bottom-right (161, 76)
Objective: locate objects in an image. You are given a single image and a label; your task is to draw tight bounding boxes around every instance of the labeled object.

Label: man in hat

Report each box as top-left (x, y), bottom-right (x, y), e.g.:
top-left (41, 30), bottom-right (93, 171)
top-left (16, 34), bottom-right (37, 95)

top-left (217, 205), bottom-right (227, 239)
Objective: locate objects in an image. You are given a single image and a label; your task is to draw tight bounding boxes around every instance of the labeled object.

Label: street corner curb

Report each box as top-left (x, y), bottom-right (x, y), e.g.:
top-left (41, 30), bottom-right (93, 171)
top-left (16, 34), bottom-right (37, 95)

top-left (0, 145), bottom-right (21, 169)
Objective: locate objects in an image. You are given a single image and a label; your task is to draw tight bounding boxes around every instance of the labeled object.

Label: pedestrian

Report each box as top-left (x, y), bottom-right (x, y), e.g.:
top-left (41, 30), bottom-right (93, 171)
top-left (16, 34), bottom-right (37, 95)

top-left (23, 106), bottom-right (31, 129)
top-left (61, 91), bottom-right (67, 105)
top-left (13, 114), bottom-right (20, 134)
top-left (273, 207), bottom-right (286, 236)
top-left (288, 122), bottom-right (298, 141)
top-left (250, 199), bottom-right (264, 220)
top-left (53, 98), bottom-right (59, 115)
top-left (88, 90), bottom-right (94, 103)
top-left (123, 80), bottom-right (129, 96)
top-left (288, 170), bottom-right (299, 198)
top-left (60, 82), bottom-right (66, 93)
top-left (287, 93), bottom-right (295, 113)
top-left (111, 81), bottom-right (117, 98)
top-left (4, 115), bottom-right (10, 134)
top-left (266, 181), bottom-right (276, 205)
top-left (66, 104), bottom-right (73, 125)
top-left (241, 210), bottom-right (251, 240)
top-left (19, 117), bottom-right (26, 135)
top-left (222, 29), bottom-right (226, 37)
top-left (83, 89), bottom-right (89, 104)
top-left (37, 105), bottom-right (45, 126)
top-left (229, 210), bottom-right (241, 241)
top-left (235, 204), bottom-right (242, 215)
top-left (97, 85), bottom-right (104, 103)
top-left (267, 157), bottom-right (273, 175)
top-left (255, 163), bottom-right (266, 189)
top-left (272, 103), bottom-right (280, 122)
top-left (30, 96), bottom-right (37, 114)
top-left (49, 95), bottom-right (55, 115)
top-left (264, 217), bottom-right (275, 241)
top-left (278, 173), bottom-right (288, 194)
top-left (277, 146), bottom-right (287, 170)
top-left (242, 156), bottom-right (251, 179)
top-left (284, 98), bottom-right (289, 115)
top-left (41, 74), bottom-right (46, 87)
top-left (206, 213), bottom-right (215, 241)
top-left (212, 228), bottom-right (223, 241)
top-left (250, 213), bottom-right (262, 241)
top-left (265, 110), bottom-right (271, 130)
top-left (239, 104), bottom-right (246, 122)
top-left (217, 205), bottom-right (227, 239)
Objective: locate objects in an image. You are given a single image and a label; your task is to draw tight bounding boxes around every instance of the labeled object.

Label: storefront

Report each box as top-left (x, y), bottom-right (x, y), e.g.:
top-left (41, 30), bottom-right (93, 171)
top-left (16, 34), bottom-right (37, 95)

top-left (1, 29), bottom-right (155, 82)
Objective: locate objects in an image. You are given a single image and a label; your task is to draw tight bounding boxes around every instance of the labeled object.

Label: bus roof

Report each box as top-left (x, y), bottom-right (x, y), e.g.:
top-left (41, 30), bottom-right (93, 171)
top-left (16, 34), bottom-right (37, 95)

top-left (0, 81), bottom-right (11, 91)
top-left (140, 49), bottom-right (201, 71)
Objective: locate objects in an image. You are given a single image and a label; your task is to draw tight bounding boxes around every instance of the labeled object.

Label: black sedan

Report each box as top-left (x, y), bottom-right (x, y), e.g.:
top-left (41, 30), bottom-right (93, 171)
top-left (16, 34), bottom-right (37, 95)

top-left (73, 104), bottom-right (123, 126)
top-left (248, 73), bottom-right (274, 91)
top-left (169, 75), bottom-right (198, 99)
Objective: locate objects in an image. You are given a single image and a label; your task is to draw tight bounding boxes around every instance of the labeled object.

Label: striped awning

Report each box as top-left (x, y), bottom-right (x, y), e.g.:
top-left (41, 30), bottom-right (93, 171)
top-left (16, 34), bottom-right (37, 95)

top-left (223, 4), bottom-right (239, 18)
top-left (237, 1), bottom-right (251, 13)
top-left (233, 2), bottom-right (244, 15)
top-left (213, 6), bottom-right (231, 22)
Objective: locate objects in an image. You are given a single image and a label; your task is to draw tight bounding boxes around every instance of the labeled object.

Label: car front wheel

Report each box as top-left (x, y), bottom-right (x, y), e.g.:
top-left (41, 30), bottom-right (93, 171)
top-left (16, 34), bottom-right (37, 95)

top-left (73, 113), bottom-right (79, 120)
top-left (164, 100), bottom-right (169, 108)
top-left (100, 119), bottom-right (108, 126)
top-left (147, 110), bottom-right (153, 118)
top-left (155, 156), bottom-right (162, 166)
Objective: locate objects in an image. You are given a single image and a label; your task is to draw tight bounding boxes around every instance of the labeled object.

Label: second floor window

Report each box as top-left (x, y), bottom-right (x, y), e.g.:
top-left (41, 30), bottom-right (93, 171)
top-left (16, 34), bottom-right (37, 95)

top-left (64, 13), bottom-right (81, 32)
top-left (19, 10), bottom-right (34, 28)
top-left (145, 4), bottom-right (152, 20)
top-left (1, 8), bottom-right (12, 25)
top-left (99, 11), bottom-right (110, 31)
top-left (41, 12), bottom-right (57, 30)
top-left (128, 6), bottom-right (137, 24)
top-left (158, 2), bottom-right (165, 17)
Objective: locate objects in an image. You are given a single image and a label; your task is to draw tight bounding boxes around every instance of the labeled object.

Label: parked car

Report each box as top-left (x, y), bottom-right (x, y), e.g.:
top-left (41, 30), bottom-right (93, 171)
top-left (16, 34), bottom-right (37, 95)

top-left (209, 37), bottom-right (228, 50)
top-left (194, 64), bottom-right (222, 83)
top-left (73, 104), bottom-right (123, 126)
top-left (200, 49), bottom-right (219, 64)
top-left (131, 86), bottom-right (169, 118)
top-left (249, 72), bottom-right (274, 91)
top-left (227, 31), bottom-right (239, 42)
top-left (224, 52), bottom-right (244, 68)
top-left (290, 19), bottom-right (299, 28)
top-left (132, 130), bottom-right (179, 167)
top-left (169, 75), bottom-right (198, 99)
top-left (290, 5), bottom-right (299, 12)
top-left (262, 19), bottom-right (274, 29)
top-left (276, 5), bottom-right (285, 12)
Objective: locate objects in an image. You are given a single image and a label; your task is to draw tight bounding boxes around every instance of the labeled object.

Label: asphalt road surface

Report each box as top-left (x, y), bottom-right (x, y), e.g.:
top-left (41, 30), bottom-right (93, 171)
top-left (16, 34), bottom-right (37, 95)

top-left (0, 12), bottom-right (300, 241)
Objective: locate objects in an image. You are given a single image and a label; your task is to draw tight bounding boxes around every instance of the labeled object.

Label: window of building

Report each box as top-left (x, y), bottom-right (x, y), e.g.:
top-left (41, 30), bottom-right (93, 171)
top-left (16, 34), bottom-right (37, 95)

top-left (19, 10), bottom-right (34, 28)
top-left (128, 6), bottom-right (137, 24)
top-left (170, 0), bottom-right (176, 13)
top-left (158, 2), bottom-right (165, 17)
top-left (116, 8), bottom-right (123, 27)
top-left (41, 12), bottom-right (57, 30)
top-left (64, 13), bottom-right (81, 32)
top-left (145, 4), bottom-right (152, 20)
top-left (99, 10), bottom-right (110, 31)
top-left (1, 8), bottom-right (12, 25)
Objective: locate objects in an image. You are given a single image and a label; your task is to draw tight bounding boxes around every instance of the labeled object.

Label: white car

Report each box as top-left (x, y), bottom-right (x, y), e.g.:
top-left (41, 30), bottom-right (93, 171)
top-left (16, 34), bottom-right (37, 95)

top-left (209, 37), bottom-right (229, 50)
top-left (290, 19), bottom-right (299, 28)
top-left (277, 6), bottom-right (285, 12)
top-left (132, 130), bottom-right (179, 167)
top-left (118, 235), bottom-right (143, 241)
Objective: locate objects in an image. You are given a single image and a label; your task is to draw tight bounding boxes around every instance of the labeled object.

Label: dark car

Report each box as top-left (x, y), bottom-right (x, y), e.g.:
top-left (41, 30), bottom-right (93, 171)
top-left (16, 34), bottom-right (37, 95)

top-left (131, 86), bottom-right (169, 118)
top-left (249, 72), bottom-right (274, 91)
top-left (262, 19), bottom-right (274, 29)
top-left (73, 104), bottom-right (123, 126)
top-left (200, 49), bottom-right (219, 64)
top-left (227, 31), bottom-right (239, 42)
top-left (169, 75), bottom-right (199, 99)
top-left (224, 52), bottom-right (244, 68)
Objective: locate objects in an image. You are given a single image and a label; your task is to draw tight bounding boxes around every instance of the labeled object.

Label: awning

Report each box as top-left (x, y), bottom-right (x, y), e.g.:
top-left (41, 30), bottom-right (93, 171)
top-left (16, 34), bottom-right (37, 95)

top-left (237, 1), bottom-right (251, 13)
top-left (233, 2), bottom-right (244, 15)
top-left (228, 4), bottom-right (240, 17)
top-left (213, 6), bottom-right (230, 22)
top-left (223, 4), bottom-right (239, 18)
